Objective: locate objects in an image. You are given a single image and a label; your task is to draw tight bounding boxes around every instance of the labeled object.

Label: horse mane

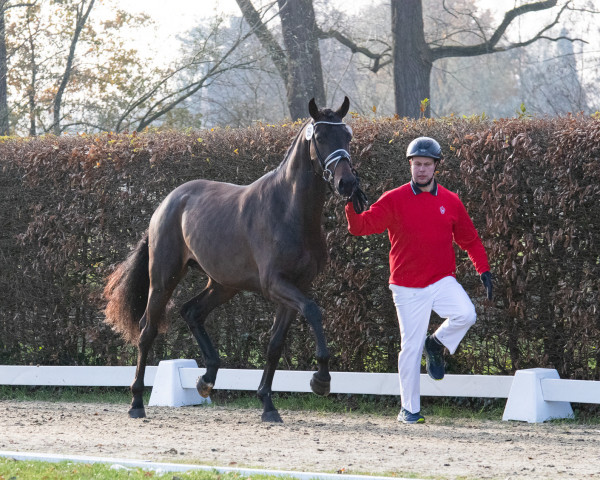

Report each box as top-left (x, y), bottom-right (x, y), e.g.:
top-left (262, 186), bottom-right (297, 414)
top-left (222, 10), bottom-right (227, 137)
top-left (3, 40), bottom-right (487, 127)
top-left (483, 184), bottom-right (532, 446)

top-left (274, 118), bottom-right (312, 173)
top-left (275, 108), bottom-right (341, 173)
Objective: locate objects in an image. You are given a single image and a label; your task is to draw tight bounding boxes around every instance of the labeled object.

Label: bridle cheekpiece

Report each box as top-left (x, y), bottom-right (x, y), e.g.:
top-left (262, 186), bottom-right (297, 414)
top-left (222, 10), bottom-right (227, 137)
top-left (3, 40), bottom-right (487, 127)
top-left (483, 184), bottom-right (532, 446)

top-left (305, 120), bottom-right (353, 185)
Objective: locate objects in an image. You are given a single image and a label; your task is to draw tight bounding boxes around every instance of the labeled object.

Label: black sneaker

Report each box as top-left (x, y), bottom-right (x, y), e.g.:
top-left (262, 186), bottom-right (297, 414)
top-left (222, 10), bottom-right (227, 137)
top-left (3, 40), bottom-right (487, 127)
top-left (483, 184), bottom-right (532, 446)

top-left (425, 335), bottom-right (445, 380)
top-left (397, 408), bottom-right (425, 424)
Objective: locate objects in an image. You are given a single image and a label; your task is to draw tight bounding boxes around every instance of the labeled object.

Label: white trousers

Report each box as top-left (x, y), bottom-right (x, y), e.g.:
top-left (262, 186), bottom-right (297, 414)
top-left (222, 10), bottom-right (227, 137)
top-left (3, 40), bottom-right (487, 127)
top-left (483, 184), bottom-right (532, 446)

top-left (390, 276), bottom-right (477, 414)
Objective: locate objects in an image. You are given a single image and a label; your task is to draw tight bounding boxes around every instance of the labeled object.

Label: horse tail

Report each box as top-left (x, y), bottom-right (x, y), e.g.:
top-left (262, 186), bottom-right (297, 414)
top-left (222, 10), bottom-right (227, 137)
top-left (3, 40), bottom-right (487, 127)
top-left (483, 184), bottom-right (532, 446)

top-left (103, 232), bottom-right (150, 345)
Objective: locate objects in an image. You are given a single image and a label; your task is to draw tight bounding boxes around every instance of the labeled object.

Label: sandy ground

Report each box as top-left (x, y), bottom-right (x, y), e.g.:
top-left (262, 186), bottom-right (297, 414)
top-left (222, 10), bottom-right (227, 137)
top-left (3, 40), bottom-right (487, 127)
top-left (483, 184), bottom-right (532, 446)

top-left (1, 400), bottom-right (599, 479)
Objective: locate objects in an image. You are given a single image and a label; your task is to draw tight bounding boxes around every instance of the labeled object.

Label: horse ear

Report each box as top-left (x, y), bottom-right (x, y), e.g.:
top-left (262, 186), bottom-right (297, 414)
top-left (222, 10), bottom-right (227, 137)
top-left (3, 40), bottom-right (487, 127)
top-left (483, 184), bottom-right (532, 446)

top-left (308, 98), bottom-right (319, 120)
top-left (336, 96), bottom-right (350, 118)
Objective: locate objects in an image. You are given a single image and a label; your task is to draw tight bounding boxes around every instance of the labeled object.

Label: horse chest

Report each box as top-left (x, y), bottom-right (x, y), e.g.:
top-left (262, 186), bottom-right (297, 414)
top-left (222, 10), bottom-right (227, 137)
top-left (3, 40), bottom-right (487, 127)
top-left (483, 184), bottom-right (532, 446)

top-left (266, 229), bottom-right (324, 272)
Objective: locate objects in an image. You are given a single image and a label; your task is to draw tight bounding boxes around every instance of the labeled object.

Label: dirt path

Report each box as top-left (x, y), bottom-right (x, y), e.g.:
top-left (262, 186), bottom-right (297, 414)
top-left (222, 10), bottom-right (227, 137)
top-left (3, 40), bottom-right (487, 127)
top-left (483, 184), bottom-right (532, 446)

top-left (1, 400), bottom-right (599, 479)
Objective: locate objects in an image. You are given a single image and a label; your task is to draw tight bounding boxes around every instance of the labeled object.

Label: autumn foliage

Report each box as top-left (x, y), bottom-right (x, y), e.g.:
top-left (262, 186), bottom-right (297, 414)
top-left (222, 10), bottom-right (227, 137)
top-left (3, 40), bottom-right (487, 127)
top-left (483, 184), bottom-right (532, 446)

top-left (0, 115), bottom-right (598, 379)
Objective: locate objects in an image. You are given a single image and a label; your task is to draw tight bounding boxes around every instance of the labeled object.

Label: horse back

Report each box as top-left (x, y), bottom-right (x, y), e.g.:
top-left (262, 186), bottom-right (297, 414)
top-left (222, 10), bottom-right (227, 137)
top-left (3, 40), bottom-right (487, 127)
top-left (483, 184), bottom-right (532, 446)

top-left (149, 176), bottom-right (325, 294)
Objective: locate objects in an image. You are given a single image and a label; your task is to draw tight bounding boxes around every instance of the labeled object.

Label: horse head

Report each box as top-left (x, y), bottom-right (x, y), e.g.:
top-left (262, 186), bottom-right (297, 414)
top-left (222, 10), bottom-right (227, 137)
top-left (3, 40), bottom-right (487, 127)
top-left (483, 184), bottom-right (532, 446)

top-left (306, 97), bottom-right (358, 198)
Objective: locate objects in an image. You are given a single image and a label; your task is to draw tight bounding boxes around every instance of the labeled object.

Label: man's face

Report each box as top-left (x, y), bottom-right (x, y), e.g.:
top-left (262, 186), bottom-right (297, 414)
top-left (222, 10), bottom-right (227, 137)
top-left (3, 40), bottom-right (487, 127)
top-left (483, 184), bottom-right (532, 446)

top-left (410, 156), bottom-right (436, 184)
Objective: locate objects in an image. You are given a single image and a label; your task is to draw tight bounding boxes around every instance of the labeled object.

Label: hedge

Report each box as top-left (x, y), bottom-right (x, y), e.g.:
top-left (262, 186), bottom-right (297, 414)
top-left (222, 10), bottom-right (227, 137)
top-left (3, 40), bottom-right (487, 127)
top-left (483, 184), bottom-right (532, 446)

top-left (0, 114), bottom-right (598, 379)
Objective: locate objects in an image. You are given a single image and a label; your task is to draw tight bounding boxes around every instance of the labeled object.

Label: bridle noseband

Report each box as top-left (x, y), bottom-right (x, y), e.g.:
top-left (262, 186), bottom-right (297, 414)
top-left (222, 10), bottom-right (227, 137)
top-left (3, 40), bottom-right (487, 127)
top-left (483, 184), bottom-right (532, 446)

top-left (306, 121), bottom-right (354, 186)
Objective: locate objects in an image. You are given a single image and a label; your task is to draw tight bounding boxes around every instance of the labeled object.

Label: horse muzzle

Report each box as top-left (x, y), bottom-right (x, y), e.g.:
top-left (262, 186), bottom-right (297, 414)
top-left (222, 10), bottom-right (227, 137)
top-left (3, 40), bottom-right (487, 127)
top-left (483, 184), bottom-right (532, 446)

top-left (334, 159), bottom-right (358, 198)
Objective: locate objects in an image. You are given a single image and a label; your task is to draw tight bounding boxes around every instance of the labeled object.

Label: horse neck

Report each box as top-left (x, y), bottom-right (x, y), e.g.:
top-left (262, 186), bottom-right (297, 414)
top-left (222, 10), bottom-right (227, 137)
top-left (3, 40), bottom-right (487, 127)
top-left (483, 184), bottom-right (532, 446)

top-left (277, 137), bottom-right (327, 226)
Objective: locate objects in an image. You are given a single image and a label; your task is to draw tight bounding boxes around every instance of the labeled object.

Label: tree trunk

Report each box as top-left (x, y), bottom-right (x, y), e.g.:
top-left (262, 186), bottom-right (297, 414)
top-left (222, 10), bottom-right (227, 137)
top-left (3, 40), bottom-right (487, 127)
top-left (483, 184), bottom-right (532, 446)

top-left (391, 0), bottom-right (432, 118)
top-left (0, 3), bottom-right (9, 135)
top-left (277, 0), bottom-right (325, 120)
top-left (26, 8), bottom-right (36, 136)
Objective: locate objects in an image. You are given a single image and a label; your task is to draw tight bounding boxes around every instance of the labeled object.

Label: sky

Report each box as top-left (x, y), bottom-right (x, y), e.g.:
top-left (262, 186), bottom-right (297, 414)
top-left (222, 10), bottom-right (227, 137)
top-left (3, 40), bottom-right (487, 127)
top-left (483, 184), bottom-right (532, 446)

top-left (93, 0), bottom-right (381, 66)
top-left (102, 0), bottom-right (379, 51)
top-left (107, 0), bottom-right (372, 37)
top-left (94, 0), bottom-right (594, 82)
top-left (99, 0), bottom-right (558, 53)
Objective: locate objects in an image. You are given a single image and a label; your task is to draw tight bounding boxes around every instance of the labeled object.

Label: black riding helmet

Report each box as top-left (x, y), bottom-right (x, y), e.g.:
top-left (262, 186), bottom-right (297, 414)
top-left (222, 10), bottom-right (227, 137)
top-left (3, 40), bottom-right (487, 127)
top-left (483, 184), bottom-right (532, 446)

top-left (406, 137), bottom-right (443, 161)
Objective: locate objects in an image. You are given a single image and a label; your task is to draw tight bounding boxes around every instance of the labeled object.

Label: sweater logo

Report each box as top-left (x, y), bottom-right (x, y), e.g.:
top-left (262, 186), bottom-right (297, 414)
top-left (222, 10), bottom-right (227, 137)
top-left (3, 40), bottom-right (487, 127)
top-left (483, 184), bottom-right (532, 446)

top-left (440, 206), bottom-right (446, 214)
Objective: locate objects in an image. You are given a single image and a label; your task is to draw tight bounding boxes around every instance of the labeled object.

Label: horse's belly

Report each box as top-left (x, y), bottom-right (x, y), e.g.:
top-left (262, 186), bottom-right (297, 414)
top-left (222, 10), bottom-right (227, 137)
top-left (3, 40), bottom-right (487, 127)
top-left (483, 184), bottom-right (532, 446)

top-left (200, 252), bottom-right (261, 291)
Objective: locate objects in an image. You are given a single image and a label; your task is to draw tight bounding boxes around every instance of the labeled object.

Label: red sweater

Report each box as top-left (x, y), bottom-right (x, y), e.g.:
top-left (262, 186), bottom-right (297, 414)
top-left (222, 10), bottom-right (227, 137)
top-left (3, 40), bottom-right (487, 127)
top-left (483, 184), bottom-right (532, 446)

top-left (345, 182), bottom-right (490, 288)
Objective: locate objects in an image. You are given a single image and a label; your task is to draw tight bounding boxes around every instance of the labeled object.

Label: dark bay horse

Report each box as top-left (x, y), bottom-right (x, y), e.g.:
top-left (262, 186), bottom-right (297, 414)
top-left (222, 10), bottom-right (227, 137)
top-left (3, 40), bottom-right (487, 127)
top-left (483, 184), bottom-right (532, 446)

top-left (103, 97), bottom-right (362, 422)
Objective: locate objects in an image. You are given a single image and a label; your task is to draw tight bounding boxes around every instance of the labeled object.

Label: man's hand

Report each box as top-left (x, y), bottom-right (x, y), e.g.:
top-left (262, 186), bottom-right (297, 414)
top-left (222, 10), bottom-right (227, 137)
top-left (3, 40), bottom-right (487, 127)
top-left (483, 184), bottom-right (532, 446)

top-left (348, 186), bottom-right (368, 214)
top-left (480, 271), bottom-right (493, 300)
top-left (347, 173), bottom-right (369, 214)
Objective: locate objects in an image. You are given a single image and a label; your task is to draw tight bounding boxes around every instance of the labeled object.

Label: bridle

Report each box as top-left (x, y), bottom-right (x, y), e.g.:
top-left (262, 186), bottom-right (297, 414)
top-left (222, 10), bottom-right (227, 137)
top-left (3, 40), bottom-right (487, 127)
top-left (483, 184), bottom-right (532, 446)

top-left (306, 120), bottom-right (355, 187)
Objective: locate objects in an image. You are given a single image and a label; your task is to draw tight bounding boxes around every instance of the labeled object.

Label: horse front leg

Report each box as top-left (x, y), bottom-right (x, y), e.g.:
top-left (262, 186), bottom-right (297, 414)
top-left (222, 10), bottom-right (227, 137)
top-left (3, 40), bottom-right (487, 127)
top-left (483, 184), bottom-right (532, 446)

top-left (267, 280), bottom-right (331, 399)
top-left (258, 305), bottom-right (295, 422)
top-left (302, 300), bottom-right (331, 396)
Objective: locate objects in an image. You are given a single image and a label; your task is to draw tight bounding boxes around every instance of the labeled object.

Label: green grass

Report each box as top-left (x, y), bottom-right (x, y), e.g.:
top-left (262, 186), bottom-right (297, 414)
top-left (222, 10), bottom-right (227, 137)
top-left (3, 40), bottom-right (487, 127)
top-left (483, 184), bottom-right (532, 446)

top-left (0, 457), bottom-right (482, 480)
top-left (217, 390), bottom-right (507, 420)
top-left (2, 385), bottom-right (599, 424)
top-left (0, 385), bottom-right (504, 421)
top-left (0, 385), bottom-right (144, 404)
top-left (0, 457), bottom-right (297, 480)
top-left (0, 385), bottom-right (521, 421)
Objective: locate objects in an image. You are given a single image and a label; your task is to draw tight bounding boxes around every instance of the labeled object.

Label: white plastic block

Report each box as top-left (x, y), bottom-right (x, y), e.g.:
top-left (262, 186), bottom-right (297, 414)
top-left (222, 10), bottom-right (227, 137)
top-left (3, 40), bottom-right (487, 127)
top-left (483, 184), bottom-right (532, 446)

top-left (502, 368), bottom-right (573, 423)
top-left (148, 359), bottom-right (209, 407)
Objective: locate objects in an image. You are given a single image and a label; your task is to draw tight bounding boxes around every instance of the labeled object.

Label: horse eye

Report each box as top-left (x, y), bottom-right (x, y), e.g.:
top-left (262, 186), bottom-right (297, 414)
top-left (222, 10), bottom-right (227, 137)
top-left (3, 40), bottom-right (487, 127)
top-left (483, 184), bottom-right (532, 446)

top-left (345, 125), bottom-right (353, 137)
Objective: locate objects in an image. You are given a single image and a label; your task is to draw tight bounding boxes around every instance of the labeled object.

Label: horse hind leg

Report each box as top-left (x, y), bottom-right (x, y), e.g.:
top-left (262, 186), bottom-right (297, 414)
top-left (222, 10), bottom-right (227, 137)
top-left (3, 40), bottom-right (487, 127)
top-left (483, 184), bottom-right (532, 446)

top-left (129, 246), bottom-right (186, 418)
top-left (180, 279), bottom-right (237, 398)
top-left (129, 287), bottom-right (173, 418)
top-left (258, 305), bottom-right (296, 423)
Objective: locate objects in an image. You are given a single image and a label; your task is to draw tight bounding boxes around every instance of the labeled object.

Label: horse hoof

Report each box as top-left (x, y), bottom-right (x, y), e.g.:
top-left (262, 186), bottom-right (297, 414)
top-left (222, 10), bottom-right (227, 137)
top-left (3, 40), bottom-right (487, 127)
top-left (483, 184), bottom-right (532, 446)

top-left (261, 410), bottom-right (283, 423)
top-left (310, 375), bottom-right (330, 396)
top-left (197, 377), bottom-right (214, 398)
top-left (128, 407), bottom-right (146, 419)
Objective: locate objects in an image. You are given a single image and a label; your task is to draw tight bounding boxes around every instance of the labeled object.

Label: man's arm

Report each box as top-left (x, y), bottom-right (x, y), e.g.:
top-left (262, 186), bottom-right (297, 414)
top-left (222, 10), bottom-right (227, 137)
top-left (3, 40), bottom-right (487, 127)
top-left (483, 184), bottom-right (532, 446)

top-left (453, 199), bottom-right (493, 300)
top-left (345, 192), bottom-right (392, 236)
top-left (453, 200), bottom-right (490, 274)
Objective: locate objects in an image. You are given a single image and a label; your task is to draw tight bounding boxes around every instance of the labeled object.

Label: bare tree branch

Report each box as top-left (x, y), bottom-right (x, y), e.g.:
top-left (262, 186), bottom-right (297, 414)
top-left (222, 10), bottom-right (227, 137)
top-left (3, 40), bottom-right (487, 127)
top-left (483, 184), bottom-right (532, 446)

top-left (235, 0), bottom-right (288, 85)
top-left (51, 0), bottom-right (95, 134)
top-left (430, 0), bottom-right (581, 60)
top-left (114, 63), bottom-right (193, 132)
top-left (442, 0), bottom-right (458, 19)
top-left (125, 22), bottom-right (257, 132)
top-left (316, 26), bottom-right (392, 73)
top-left (5, 2), bottom-right (36, 8)
top-left (565, 3), bottom-right (600, 14)
top-left (61, 120), bottom-right (108, 132)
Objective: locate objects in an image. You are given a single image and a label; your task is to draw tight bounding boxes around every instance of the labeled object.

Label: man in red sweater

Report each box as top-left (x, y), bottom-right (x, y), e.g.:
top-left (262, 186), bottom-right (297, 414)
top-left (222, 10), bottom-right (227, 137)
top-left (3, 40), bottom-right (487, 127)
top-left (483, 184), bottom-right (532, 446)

top-left (345, 136), bottom-right (493, 424)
